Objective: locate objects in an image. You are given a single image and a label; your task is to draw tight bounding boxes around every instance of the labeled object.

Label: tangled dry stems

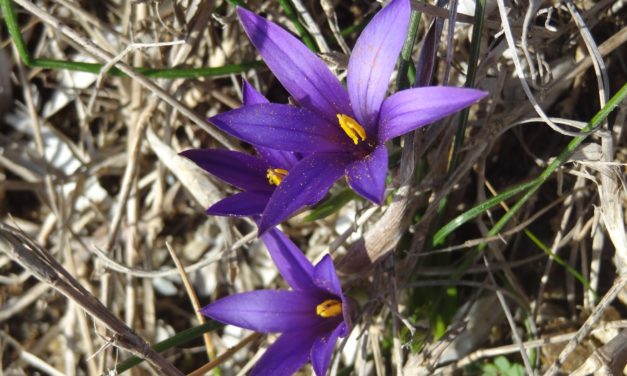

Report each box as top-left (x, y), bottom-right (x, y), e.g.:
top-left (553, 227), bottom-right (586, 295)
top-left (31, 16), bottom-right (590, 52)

top-left (0, 0), bottom-right (626, 375)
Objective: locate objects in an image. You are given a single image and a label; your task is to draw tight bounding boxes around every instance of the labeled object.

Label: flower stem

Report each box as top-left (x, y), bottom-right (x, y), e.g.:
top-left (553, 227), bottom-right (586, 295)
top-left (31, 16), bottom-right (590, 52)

top-left (1, 0), bottom-right (261, 78)
top-left (449, 0), bottom-right (486, 172)
top-left (396, 10), bottom-right (421, 90)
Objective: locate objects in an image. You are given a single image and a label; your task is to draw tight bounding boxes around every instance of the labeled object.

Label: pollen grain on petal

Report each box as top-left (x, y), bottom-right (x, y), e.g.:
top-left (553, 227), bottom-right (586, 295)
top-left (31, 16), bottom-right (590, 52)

top-left (316, 299), bottom-right (342, 318)
top-left (266, 168), bottom-right (289, 186)
top-left (337, 114), bottom-right (366, 145)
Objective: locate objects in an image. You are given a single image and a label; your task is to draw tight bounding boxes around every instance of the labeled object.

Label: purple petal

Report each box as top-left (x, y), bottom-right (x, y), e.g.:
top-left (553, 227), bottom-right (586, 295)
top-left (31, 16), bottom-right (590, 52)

top-left (346, 145), bottom-right (388, 204)
top-left (256, 147), bottom-right (300, 171)
top-left (180, 149), bottom-right (271, 192)
top-left (251, 331), bottom-right (317, 376)
top-left (312, 254), bottom-right (343, 298)
top-left (261, 228), bottom-right (317, 291)
top-left (414, 18), bottom-right (443, 87)
top-left (201, 290), bottom-right (322, 333)
top-left (209, 103), bottom-right (347, 153)
top-left (237, 7), bottom-right (352, 124)
top-left (347, 0), bottom-right (410, 134)
top-left (206, 191), bottom-right (271, 217)
top-left (311, 322), bottom-right (347, 376)
top-left (242, 79), bottom-right (269, 105)
top-left (378, 86), bottom-right (488, 142)
top-left (257, 153), bottom-right (352, 233)
top-left (242, 81), bottom-right (302, 169)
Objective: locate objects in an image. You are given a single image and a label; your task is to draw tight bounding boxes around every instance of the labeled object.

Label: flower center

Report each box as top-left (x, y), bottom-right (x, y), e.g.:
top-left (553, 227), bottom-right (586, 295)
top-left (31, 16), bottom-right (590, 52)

top-left (316, 299), bottom-right (342, 318)
top-left (337, 114), bottom-right (366, 145)
top-left (266, 168), bottom-right (288, 186)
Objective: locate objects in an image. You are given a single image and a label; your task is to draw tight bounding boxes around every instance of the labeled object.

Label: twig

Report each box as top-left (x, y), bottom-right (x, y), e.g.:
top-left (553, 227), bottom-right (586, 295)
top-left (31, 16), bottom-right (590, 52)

top-left (10, 0), bottom-right (237, 150)
top-left (91, 229), bottom-right (257, 278)
top-left (0, 330), bottom-right (66, 376)
top-left (369, 326), bottom-right (385, 376)
top-left (545, 26), bottom-right (627, 95)
top-left (439, 321), bottom-right (627, 372)
top-left (187, 333), bottom-right (261, 376)
top-left (386, 258), bottom-right (404, 376)
top-left (291, 0), bottom-right (329, 53)
top-left (571, 329), bottom-right (627, 375)
top-left (544, 274), bottom-right (627, 375)
top-left (320, 0), bottom-right (350, 54)
top-left (0, 224), bottom-right (184, 376)
top-left (11, 43), bottom-right (60, 219)
top-left (495, 0), bottom-right (590, 138)
top-left (86, 40), bottom-right (186, 118)
top-left (165, 242), bottom-right (216, 360)
top-left (483, 255), bottom-right (534, 374)
top-left (0, 0), bottom-right (259, 79)
top-left (0, 282), bottom-right (50, 322)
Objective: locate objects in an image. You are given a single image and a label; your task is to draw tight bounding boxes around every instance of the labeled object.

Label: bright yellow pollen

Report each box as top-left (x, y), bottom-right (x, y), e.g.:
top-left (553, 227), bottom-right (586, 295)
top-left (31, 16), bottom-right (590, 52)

top-left (316, 299), bottom-right (342, 318)
top-left (266, 168), bottom-right (289, 186)
top-left (337, 114), bottom-right (366, 145)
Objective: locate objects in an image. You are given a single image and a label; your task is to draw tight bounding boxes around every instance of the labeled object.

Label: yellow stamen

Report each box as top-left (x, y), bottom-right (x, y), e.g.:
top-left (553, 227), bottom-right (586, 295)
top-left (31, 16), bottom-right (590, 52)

top-left (316, 299), bottom-right (342, 318)
top-left (266, 168), bottom-right (289, 186)
top-left (337, 114), bottom-right (366, 145)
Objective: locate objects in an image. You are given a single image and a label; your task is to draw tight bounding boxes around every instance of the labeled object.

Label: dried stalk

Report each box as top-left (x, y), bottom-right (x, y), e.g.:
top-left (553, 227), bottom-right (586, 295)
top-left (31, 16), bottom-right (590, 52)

top-left (0, 224), bottom-right (183, 376)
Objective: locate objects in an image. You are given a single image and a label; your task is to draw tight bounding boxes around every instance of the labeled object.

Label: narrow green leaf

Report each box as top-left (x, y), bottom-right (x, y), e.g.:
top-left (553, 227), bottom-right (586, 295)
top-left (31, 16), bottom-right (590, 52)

top-left (432, 179), bottom-right (537, 245)
top-left (1, 0), bottom-right (261, 78)
top-left (112, 320), bottom-right (223, 375)
top-left (524, 228), bottom-right (593, 295)
top-left (481, 82), bottom-right (627, 249)
top-left (305, 189), bottom-right (357, 222)
top-left (396, 10), bottom-right (421, 90)
top-left (277, 0), bottom-right (319, 52)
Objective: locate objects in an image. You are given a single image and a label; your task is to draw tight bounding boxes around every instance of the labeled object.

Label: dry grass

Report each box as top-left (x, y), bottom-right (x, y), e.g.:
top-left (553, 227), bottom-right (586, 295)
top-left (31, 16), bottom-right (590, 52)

top-left (0, 0), bottom-right (626, 375)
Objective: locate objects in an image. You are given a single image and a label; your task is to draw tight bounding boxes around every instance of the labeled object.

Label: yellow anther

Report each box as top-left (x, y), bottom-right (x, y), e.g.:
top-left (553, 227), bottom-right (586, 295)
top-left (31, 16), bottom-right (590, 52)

top-left (337, 114), bottom-right (366, 145)
top-left (316, 299), bottom-right (342, 318)
top-left (266, 168), bottom-right (289, 186)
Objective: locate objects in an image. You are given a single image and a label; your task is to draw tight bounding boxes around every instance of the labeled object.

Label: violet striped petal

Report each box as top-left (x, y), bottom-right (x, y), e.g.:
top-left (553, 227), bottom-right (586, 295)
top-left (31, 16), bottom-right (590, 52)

top-left (311, 322), bottom-right (348, 376)
top-left (378, 86), bottom-right (488, 142)
top-left (312, 254), bottom-right (343, 298)
top-left (237, 7), bottom-right (352, 124)
top-left (206, 191), bottom-right (270, 217)
top-left (261, 228), bottom-right (317, 292)
top-left (242, 81), bottom-right (302, 169)
top-left (257, 153), bottom-right (352, 234)
top-left (242, 79), bottom-right (269, 105)
top-left (347, 0), bottom-right (410, 134)
top-left (414, 17), bottom-right (444, 87)
top-left (201, 290), bottom-right (322, 333)
top-left (250, 331), bottom-right (317, 376)
top-left (209, 103), bottom-right (347, 153)
top-left (346, 145), bottom-right (388, 204)
top-left (180, 149), bottom-right (270, 192)
top-left (256, 147), bottom-right (301, 171)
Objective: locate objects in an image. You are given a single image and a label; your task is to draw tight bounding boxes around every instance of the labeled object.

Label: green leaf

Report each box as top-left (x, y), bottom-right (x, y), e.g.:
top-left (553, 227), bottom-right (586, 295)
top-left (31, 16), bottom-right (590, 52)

top-left (432, 179), bottom-right (537, 246)
top-left (305, 189), bottom-right (357, 222)
top-left (494, 356), bottom-right (511, 371)
top-left (112, 320), bottom-right (223, 375)
top-left (1, 0), bottom-right (260, 78)
top-left (481, 364), bottom-right (499, 376)
top-left (508, 363), bottom-right (526, 376)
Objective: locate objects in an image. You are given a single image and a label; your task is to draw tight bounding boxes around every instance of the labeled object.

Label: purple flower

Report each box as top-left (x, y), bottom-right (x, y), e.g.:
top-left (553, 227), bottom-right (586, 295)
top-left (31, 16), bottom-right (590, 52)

top-left (181, 81), bottom-right (301, 217)
top-left (210, 0), bottom-right (488, 233)
top-left (201, 229), bottom-right (350, 376)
